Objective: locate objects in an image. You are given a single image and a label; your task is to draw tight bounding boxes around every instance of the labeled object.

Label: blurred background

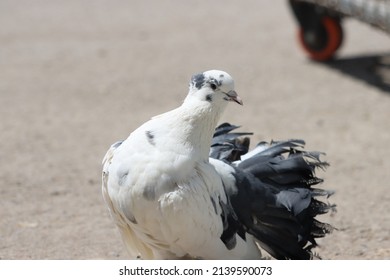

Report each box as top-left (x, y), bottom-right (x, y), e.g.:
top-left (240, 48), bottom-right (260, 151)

top-left (0, 0), bottom-right (389, 259)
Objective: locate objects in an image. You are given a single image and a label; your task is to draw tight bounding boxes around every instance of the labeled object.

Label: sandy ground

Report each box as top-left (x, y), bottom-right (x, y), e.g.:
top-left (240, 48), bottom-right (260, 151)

top-left (1, 0), bottom-right (389, 260)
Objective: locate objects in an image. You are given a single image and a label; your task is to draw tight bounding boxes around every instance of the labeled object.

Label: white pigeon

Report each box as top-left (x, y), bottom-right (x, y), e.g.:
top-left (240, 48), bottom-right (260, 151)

top-left (102, 70), bottom-right (335, 260)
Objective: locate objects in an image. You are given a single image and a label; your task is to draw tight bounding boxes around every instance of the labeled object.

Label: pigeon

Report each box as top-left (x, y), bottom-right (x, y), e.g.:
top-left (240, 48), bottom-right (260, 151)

top-left (102, 70), bottom-right (335, 260)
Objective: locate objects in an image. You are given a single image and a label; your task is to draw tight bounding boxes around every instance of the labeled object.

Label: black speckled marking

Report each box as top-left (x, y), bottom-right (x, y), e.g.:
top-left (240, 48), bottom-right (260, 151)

top-left (191, 73), bottom-right (205, 90)
top-left (206, 94), bottom-right (213, 102)
top-left (142, 185), bottom-right (156, 201)
top-left (112, 140), bottom-right (123, 149)
top-left (219, 74), bottom-right (224, 78)
top-left (117, 169), bottom-right (129, 186)
top-left (210, 196), bottom-right (218, 215)
top-left (209, 77), bottom-right (222, 87)
top-left (146, 130), bottom-right (155, 146)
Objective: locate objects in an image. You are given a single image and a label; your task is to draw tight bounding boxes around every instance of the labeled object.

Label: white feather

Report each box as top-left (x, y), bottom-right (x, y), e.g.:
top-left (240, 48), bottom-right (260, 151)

top-left (102, 70), bottom-right (262, 259)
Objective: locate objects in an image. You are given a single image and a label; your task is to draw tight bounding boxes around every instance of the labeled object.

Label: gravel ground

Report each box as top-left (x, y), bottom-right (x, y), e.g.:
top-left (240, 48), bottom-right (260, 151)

top-left (1, 0), bottom-right (389, 259)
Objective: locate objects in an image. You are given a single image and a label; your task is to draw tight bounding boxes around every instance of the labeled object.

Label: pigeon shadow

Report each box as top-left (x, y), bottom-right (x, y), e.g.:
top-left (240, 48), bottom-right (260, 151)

top-left (318, 53), bottom-right (390, 94)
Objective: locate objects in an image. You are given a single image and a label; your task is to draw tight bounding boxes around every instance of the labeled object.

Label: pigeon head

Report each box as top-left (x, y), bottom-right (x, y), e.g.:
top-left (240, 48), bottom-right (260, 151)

top-left (187, 70), bottom-right (243, 106)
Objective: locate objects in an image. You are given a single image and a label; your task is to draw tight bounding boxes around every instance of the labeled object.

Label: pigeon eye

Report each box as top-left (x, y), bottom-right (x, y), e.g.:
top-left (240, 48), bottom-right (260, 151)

top-left (210, 83), bottom-right (217, 90)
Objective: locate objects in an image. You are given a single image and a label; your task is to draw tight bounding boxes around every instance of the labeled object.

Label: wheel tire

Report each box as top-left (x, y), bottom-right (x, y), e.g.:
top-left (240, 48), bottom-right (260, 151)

top-left (298, 16), bottom-right (343, 61)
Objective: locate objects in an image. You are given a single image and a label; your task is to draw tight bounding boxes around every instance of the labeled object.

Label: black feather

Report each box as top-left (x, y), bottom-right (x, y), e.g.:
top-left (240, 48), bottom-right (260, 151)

top-left (210, 123), bottom-right (252, 162)
top-left (210, 123), bottom-right (336, 260)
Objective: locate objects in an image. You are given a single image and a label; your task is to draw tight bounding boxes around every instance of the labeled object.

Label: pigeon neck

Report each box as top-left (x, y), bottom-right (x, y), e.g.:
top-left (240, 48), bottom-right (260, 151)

top-left (177, 100), bottom-right (225, 160)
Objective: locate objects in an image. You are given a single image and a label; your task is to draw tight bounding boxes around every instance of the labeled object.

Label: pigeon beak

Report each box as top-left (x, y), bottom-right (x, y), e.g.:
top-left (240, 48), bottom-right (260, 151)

top-left (226, 90), bottom-right (243, 105)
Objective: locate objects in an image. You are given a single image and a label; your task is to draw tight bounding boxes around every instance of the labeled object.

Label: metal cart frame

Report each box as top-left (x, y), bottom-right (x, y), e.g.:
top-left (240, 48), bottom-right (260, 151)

top-left (289, 0), bottom-right (390, 61)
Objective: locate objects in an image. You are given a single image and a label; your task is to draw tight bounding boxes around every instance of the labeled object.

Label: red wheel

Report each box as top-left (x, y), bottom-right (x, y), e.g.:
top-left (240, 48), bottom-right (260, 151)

top-left (298, 16), bottom-right (343, 61)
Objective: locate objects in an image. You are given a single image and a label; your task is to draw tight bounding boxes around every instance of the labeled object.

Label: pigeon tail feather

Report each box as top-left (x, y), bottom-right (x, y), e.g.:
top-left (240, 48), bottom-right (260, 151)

top-left (210, 123), bottom-right (336, 260)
